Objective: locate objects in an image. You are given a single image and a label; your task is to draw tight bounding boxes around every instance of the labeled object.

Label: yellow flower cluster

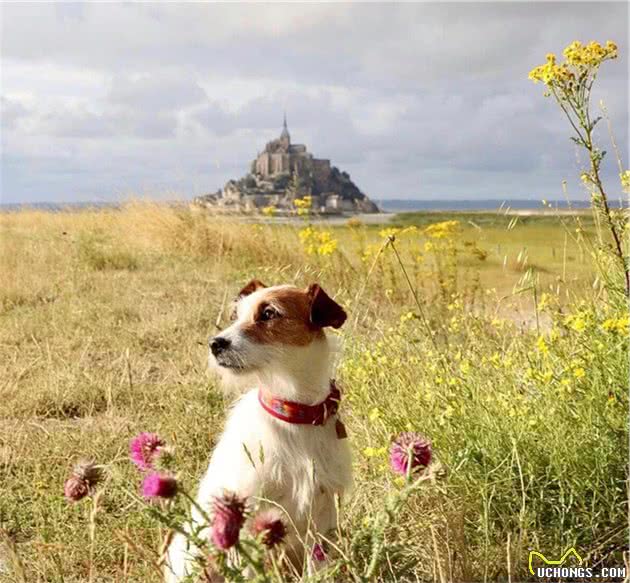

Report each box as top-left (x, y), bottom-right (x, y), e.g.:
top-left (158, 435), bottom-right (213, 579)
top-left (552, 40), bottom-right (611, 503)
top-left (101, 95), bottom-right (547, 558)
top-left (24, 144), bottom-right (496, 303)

top-left (573, 367), bottom-right (586, 379)
top-left (424, 220), bottom-right (460, 240)
top-left (563, 40), bottom-right (617, 66)
top-left (529, 40), bottom-right (617, 86)
top-left (528, 53), bottom-right (574, 85)
top-left (368, 407), bottom-right (382, 422)
top-left (602, 315), bottom-right (629, 334)
top-left (293, 196), bottom-right (313, 216)
top-left (293, 195), bottom-right (312, 209)
top-left (537, 292), bottom-right (553, 311)
top-left (363, 446), bottom-right (386, 459)
top-left (564, 311), bottom-right (590, 333)
top-left (261, 206), bottom-right (276, 217)
top-left (298, 226), bottom-right (338, 256)
top-left (620, 170), bottom-right (630, 193)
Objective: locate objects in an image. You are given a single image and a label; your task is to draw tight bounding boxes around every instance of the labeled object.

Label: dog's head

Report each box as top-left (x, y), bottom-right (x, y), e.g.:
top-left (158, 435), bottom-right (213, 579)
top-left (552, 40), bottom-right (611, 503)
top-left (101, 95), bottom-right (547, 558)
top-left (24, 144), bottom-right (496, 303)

top-left (209, 280), bottom-right (346, 380)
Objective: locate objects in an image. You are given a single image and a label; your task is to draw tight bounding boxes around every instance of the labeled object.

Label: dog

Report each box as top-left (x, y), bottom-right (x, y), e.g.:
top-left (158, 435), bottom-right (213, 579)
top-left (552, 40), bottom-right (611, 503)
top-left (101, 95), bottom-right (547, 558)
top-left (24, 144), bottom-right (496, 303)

top-left (165, 280), bottom-right (353, 581)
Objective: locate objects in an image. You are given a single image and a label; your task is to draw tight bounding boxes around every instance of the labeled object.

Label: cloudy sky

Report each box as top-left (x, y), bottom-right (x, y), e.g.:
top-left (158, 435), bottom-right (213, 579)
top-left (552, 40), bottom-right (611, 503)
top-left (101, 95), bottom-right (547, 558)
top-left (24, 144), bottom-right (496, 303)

top-left (1, 2), bottom-right (627, 204)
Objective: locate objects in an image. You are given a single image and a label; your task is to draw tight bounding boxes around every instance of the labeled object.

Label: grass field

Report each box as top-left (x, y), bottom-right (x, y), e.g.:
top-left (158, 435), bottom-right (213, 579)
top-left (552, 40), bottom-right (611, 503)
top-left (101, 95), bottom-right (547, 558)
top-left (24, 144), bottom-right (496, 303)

top-left (0, 203), bottom-right (627, 582)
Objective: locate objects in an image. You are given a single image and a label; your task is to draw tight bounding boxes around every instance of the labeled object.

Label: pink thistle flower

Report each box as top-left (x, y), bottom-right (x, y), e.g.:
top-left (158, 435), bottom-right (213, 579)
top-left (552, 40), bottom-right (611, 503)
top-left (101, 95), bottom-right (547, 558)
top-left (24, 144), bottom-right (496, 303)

top-left (389, 432), bottom-right (432, 476)
top-left (211, 492), bottom-right (247, 550)
top-left (64, 460), bottom-right (103, 502)
top-left (129, 432), bottom-right (165, 471)
top-left (250, 510), bottom-right (287, 548)
top-left (141, 472), bottom-right (178, 499)
top-left (311, 542), bottom-right (327, 562)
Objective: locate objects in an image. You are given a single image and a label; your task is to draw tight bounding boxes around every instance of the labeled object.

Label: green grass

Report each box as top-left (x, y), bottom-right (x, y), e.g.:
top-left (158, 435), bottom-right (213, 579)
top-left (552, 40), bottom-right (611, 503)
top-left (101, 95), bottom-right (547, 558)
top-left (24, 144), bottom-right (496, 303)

top-left (0, 204), bottom-right (626, 582)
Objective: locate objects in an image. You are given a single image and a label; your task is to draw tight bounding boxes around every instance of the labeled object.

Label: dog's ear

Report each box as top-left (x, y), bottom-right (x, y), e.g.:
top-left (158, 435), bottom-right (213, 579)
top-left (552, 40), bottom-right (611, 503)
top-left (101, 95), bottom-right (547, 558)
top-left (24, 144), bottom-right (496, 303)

top-left (238, 279), bottom-right (266, 299)
top-left (307, 284), bottom-right (347, 329)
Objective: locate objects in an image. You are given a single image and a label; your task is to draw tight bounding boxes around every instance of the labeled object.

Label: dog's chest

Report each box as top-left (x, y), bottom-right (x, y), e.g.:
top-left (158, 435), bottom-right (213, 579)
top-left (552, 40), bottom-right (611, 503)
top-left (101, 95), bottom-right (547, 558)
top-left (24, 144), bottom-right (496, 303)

top-left (203, 390), bottom-right (352, 516)
top-left (264, 411), bottom-right (347, 474)
top-left (259, 418), bottom-right (350, 515)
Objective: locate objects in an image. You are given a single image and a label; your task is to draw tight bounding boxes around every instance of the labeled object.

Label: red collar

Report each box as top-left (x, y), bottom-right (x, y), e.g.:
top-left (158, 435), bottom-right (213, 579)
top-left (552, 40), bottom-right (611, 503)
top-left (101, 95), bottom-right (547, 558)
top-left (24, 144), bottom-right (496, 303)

top-left (258, 380), bottom-right (341, 426)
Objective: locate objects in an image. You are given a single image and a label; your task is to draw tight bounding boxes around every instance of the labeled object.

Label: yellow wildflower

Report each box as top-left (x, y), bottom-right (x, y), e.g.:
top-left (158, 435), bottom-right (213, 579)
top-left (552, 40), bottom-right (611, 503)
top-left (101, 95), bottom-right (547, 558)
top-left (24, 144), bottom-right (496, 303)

top-left (368, 408), bottom-right (381, 422)
top-left (298, 227), bottom-right (338, 256)
top-left (564, 312), bottom-right (588, 332)
top-left (538, 292), bottom-right (551, 311)
top-left (530, 40), bottom-right (617, 88)
top-left (602, 316), bottom-right (629, 334)
top-left (424, 220), bottom-right (460, 239)
top-left (573, 367), bottom-right (586, 379)
top-left (379, 227), bottom-right (400, 240)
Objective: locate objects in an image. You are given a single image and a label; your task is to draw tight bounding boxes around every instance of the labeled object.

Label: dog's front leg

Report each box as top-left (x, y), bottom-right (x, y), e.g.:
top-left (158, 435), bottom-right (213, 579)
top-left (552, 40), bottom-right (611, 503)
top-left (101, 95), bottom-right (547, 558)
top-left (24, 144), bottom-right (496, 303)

top-left (304, 486), bottom-right (341, 575)
top-left (164, 441), bottom-right (263, 582)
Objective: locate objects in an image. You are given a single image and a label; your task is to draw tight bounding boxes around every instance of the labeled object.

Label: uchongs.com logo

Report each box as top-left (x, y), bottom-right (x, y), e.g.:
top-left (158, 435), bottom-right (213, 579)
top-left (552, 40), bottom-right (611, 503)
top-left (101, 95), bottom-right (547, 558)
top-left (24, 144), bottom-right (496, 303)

top-left (528, 547), bottom-right (627, 580)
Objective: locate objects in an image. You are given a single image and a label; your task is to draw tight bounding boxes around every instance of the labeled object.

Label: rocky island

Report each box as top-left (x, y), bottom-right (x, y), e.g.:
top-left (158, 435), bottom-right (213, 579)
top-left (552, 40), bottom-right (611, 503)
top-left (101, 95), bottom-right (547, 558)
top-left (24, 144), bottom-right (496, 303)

top-left (194, 116), bottom-right (379, 214)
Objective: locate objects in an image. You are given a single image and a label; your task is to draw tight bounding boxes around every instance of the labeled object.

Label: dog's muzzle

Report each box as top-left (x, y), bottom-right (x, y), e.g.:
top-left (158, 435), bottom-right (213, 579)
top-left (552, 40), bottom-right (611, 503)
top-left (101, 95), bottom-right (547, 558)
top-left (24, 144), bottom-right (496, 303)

top-left (209, 335), bottom-right (246, 371)
top-left (210, 336), bottom-right (231, 357)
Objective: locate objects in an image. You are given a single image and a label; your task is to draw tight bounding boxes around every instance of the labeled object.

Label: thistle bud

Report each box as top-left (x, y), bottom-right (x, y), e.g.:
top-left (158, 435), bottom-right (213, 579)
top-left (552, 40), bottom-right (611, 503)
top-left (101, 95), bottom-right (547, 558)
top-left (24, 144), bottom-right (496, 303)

top-left (64, 460), bottom-right (103, 502)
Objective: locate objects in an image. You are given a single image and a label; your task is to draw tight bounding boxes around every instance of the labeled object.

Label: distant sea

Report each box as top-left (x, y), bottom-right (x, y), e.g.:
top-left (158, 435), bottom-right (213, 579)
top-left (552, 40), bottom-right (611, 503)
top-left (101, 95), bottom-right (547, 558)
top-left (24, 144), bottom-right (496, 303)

top-left (376, 199), bottom-right (599, 212)
top-left (0, 198), bottom-right (617, 213)
top-left (1, 201), bottom-right (122, 212)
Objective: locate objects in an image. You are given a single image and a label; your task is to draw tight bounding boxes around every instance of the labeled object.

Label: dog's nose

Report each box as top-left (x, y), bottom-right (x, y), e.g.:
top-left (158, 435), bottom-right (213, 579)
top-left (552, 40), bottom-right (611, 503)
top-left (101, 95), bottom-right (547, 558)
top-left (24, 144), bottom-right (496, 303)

top-left (210, 336), bottom-right (231, 356)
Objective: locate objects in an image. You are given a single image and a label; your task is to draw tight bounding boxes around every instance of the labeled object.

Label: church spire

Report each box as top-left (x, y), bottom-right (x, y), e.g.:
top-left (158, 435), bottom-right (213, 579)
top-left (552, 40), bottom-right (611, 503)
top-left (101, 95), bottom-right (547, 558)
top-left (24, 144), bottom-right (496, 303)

top-left (280, 111), bottom-right (290, 143)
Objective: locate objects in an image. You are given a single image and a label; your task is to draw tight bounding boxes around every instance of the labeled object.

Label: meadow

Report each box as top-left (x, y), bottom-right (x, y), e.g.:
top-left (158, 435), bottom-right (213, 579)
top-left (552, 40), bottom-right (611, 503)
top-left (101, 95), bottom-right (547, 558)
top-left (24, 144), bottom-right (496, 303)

top-left (0, 203), bottom-right (627, 582)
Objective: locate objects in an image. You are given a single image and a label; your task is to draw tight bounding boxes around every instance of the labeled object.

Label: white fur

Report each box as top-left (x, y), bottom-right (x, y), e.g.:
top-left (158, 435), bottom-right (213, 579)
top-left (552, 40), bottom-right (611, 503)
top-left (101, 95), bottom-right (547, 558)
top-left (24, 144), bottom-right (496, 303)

top-left (165, 286), bottom-right (353, 582)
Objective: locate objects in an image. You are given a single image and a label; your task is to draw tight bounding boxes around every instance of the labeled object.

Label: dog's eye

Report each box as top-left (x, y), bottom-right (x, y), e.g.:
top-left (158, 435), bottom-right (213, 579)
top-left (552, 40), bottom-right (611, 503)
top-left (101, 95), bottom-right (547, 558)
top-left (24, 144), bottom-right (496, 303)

top-left (259, 306), bottom-right (279, 322)
top-left (229, 308), bottom-right (238, 322)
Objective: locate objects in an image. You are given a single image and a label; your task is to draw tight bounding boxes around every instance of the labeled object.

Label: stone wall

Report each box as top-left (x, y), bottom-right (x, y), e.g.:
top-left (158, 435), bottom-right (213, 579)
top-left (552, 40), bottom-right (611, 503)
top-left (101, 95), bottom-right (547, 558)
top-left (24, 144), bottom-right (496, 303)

top-left (312, 159), bottom-right (331, 192)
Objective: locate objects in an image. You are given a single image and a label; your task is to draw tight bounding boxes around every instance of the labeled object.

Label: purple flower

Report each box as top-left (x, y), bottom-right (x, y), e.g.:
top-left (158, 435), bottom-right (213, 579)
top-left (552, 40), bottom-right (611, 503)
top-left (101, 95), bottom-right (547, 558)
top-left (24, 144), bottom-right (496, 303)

top-left (64, 460), bottom-right (103, 503)
top-left (311, 542), bottom-right (327, 562)
top-left (389, 432), bottom-right (432, 476)
top-left (250, 510), bottom-right (287, 548)
top-left (129, 432), bottom-right (166, 471)
top-left (211, 492), bottom-right (247, 550)
top-left (141, 472), bottom-right (178, 499)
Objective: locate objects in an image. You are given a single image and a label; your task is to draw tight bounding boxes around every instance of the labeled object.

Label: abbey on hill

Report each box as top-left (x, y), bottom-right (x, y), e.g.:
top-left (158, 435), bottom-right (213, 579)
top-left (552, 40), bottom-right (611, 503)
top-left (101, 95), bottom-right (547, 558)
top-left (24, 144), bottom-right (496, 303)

top-left (194, 116), bottom-right (379, 214)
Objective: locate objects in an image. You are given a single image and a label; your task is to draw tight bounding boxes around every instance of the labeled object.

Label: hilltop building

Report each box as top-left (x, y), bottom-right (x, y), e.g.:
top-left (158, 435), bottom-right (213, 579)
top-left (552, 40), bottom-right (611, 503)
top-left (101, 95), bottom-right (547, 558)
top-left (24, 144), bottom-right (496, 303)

top-left (195, 116), bottom-right (378, 214)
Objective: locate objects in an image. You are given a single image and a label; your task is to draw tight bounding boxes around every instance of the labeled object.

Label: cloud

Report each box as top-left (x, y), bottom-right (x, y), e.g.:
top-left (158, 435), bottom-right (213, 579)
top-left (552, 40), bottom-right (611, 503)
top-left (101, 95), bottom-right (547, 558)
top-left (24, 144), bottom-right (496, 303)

top-left (1, 2), bottom-right (627, 203)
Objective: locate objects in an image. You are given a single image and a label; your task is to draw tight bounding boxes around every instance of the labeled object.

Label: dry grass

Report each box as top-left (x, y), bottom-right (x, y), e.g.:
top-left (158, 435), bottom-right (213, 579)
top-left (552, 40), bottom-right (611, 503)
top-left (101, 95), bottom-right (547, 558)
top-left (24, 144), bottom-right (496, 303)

top-left (0, 203), bottom-right (626, 582)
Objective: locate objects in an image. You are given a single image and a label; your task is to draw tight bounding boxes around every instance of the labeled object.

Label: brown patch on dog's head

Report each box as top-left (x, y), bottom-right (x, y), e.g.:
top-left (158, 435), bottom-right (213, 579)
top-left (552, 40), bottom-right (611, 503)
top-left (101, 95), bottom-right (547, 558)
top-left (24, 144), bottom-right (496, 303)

top-left (238, 283), bottom-right (346, 347)
top-left (238, 279), bottom-right (267, 298)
